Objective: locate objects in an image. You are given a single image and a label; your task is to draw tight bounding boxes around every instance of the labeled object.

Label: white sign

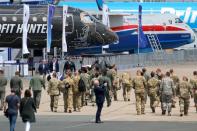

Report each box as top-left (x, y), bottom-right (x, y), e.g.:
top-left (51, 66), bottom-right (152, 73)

top-left (0, 24), bottom-right (49, 34)
top-left (0, 0), bottom-right (10, 2)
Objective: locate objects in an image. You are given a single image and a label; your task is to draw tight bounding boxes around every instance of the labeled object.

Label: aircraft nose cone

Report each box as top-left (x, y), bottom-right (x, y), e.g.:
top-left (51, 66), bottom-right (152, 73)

top-left (103, 30), bottom-right (119, 45)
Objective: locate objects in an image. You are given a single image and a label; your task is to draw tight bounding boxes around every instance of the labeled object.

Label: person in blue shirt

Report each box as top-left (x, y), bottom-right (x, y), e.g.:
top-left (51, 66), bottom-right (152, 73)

top-left (4, 88), bottom-right (20, 131)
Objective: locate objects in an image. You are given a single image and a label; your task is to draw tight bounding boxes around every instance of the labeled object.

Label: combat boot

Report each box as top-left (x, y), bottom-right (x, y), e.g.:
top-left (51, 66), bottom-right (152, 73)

top-left (180, 112), bottom-right (183, 117)
top-left (151, 108), bottom-right (155, 113)
top-left (50, 107), bottom-right (53, 112)
top-left (168, 111), bottom-right (171, 116)
top-left (137, 111), bottom-right (141, 115)
top-left (184, 111), bottom-right (188, 116)
top-left (107, 102), bottom-right (111, 107)
top-left (162, 110), bottom-right (166, 115)
top-left (54, 108), bottom-right (57, 112)
top-left (124, 97), bottom-right (127, 101)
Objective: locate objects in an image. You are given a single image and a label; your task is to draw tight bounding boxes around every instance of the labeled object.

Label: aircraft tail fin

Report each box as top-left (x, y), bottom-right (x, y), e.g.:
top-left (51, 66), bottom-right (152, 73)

top-left (96, 0), bottom-right (104, 11)
top-left (138, 5), bottom-right (148, 48)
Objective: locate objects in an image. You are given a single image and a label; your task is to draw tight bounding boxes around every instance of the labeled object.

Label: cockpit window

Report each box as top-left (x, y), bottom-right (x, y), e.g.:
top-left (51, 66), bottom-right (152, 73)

top-left (175, 18), bottom-right (183, 23)
top-left (81, 13), bottom-right (94, 24)
top-left (83, 15), bottom-right (94, 23)
top-left (80, 12), bottom-right (100, 24)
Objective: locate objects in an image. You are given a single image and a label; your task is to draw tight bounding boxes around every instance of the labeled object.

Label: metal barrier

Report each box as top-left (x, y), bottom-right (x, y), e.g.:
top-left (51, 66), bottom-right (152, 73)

top-left (32, 49), bottom-right (197, 74)
top-left (0, 62), bottom-right (29, 79)
top-left (72, 49), bottom-right (197, 70)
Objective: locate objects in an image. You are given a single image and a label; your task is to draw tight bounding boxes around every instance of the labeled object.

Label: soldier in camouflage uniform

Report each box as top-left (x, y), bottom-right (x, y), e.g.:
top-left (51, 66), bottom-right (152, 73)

top-left (10, 71), bottom-right (23, 99)
top-left (107, 65), bottom-right (117, 101)
top-left (132, 70), bottom-right (147, 115)
top-left (80, 67), bottom-right (90, 106)
top-left (170, 69), bottom-right (180, 108)
top-left (90, 71), bottom-right (100, 105)
top-left (113, 68), bottom-right (121, 101)
top-left (62, 70), bottom-right (75, 113)
top-left (159, 72), bottom-right (175, 116)
top-left (147, 71), bottom-right (160, 113)
top-left (73, 70), bottom-right (81, 112)
top-left (155, 68), bottom-right (163, 81)
top-left (155, 68), bottom-right (164, 110)
top-left (190, 71), bottom-right (197, 113)
top-left (142, 68), bottom-right (150, 104)
top-left (177, 76), bottom-right (193, 116)
top-left (48, 72), bottom-right (60, 112)
top-left (121, 71), bottom-right (132, 101)
top-left (29, 71), bottom-right (45, 109)
top-left (0, 70), bottom-right (7, 110)
top-left (99, 70), bottom-right (112, 107)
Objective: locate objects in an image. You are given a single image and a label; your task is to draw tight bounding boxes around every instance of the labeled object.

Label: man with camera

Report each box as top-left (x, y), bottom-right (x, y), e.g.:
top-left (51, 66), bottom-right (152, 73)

top-left (94, 79), bottom-right (105, 123)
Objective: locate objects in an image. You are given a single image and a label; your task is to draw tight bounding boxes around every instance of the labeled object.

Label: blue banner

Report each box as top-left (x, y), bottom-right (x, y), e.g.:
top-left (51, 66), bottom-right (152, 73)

top-left (47, 5), bottom-right (55, 53)
top-left (96, 0), bottom-right (103, 11)
top-left (8, 48), bottom-right (11, 61)
top-left (138, 5), bottom-right (148, 49)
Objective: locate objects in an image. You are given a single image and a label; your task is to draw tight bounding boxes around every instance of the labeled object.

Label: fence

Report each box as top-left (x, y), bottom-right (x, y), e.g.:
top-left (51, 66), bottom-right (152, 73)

top-left (74, 49), bottom-right (197, 70)
top-left (26, 49), bottom-right (197, 77)
top-left (0, 62), bottom-right (29, 79)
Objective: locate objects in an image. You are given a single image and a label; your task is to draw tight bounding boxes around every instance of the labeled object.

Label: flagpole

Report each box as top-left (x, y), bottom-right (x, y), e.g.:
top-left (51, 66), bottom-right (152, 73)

top-left (62, 15), bottom-right (64, 60)
top-left (62, 5), bottom-right (68, 59)
top-left (45, 4), bottom-right (49, 61)
top-left (137, 26), bottom-right (140, 67)
top-left (137, 12), bottom-right (140, 67)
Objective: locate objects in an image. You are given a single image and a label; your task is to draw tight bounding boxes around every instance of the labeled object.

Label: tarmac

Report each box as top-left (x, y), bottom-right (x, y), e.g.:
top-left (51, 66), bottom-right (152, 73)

top-left (0, 63), bottom-right (197, 131)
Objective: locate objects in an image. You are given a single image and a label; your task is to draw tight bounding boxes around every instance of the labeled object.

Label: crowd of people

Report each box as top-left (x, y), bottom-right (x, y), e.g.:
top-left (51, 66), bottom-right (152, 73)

top-left (1, 57), bottom-right (197, 130)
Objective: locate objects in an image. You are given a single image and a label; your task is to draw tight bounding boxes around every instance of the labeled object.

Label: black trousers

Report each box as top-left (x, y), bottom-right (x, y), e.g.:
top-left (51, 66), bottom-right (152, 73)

top-left (96, 102), bottom-right (104, 122)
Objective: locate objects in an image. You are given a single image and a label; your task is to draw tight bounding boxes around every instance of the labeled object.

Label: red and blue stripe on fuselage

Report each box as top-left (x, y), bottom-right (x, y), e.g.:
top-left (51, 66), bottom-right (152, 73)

top-left (107, 24), bottom-right (193, 53)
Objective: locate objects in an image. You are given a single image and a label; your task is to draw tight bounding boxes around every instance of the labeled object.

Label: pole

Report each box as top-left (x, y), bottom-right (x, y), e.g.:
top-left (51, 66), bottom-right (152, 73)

top-left (54, 47), bottom-right (57, 57)
top-left (138, 25), bottom-right (140, 67)
top-left (43, 48), bottom-right (46, 61)
top-left (8, 48), bottom-right (12, 61)
top-left (61, 50), bottom-right (64, 60)
top-left (21, 42), bottom-right (24, 77)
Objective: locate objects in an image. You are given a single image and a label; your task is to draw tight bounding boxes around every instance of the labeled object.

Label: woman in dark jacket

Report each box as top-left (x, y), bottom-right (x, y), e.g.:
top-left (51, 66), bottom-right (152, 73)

top-left (20, 90), bottom-right (36, 131)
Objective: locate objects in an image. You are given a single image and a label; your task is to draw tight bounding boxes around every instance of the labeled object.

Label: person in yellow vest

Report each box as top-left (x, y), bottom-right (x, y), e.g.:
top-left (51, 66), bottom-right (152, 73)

top-left (62, 70), bottom-right (75, 113)
top-left (121, 71), bottom-right (132, 101)
top-left (132, 70), bottom-right (147, 115)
